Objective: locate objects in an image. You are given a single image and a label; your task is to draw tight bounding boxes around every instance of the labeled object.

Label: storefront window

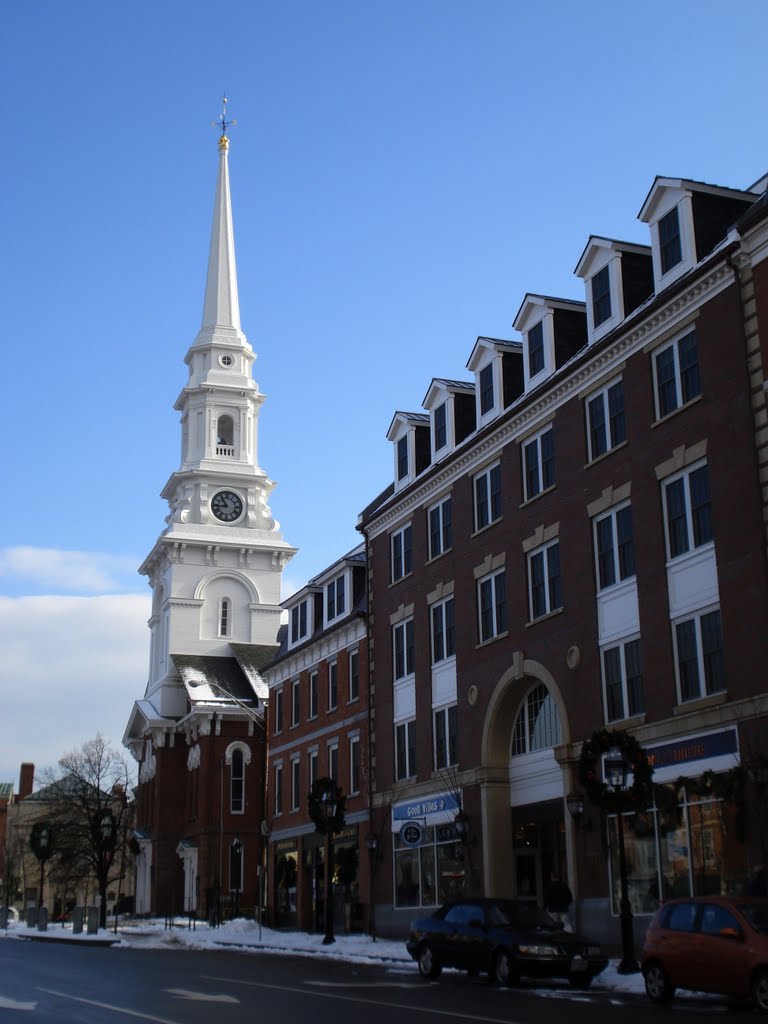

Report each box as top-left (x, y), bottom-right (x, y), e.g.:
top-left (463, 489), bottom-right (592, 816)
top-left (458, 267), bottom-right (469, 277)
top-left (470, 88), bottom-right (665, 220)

top-left (394, 824), bottom-right (465, 908)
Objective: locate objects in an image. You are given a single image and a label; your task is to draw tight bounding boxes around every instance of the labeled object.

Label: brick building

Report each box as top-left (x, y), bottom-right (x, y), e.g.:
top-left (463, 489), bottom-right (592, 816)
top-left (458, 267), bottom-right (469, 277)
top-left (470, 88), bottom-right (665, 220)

top-left (359, 171), bottom-right (768, 944)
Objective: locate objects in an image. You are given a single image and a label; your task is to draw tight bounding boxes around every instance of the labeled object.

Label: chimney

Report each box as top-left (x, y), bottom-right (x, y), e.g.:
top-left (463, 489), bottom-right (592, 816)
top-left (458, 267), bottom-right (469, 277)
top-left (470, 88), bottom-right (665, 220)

top-left (18, 763), bottom-right (34, 800)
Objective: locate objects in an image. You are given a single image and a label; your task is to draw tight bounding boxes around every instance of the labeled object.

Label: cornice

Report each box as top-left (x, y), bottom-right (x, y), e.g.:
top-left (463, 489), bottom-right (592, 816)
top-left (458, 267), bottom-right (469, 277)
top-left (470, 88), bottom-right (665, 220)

top-left (363, 260), bottom-right (735, 540)
top-left (263, 617), bottom-right (367, 685)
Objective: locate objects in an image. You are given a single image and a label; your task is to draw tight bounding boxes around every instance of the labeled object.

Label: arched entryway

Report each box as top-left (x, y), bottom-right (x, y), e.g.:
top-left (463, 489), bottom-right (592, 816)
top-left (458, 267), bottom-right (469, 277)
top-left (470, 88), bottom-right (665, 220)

top-left (479, 654), bottom-right (573, 903)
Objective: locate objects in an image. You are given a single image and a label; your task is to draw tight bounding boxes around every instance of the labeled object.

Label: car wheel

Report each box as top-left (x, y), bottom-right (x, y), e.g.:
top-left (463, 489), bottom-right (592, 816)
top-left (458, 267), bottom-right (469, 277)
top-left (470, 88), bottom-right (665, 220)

top-left (752, 968), bottom-right (768, 1014)
top-left (417, 942), bottom-right (442, 980)
top-left (568, 973), bottom-right (593, 989)
top-left (494, 948), bottom-right (517, 988)
top-left (644, 961), bottom-right (675, 1004)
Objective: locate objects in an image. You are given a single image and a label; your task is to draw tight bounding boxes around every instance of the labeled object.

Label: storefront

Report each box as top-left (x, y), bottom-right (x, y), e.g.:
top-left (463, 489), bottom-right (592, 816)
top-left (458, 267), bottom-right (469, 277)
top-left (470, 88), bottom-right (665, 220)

top-left (391, 791), bottom-right (465, 909)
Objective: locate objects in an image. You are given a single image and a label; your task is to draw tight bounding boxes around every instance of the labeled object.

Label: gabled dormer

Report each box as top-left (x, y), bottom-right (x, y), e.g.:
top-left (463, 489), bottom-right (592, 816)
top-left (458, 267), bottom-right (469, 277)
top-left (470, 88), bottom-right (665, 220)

top-left (422, 378), bottom-right (476, 460)
top-left (574, 237), bottom-right (654, 345)
top-left (312, 543), bottom-right (367, 631)
top-left (284, 584), bottom-right (322, 650)
top-left (513, 295), bottom-right (586, 394)
top-left (387, 412), bottom-right (431, 492)
top-left (638, 177), bottom-right (756, 292)
top-left (466, 337), bottom-right (524, 430)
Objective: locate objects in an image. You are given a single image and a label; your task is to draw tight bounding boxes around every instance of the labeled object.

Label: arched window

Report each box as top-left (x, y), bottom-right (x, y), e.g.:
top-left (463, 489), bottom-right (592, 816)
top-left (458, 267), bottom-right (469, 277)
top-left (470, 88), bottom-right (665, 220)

top-left (219, 598), bottom-right (231, 637)
top-left (511, 684), bottom-right (561, 756)
top-left (216, 415), bottom-right (235, 456)
top-left (231, 748), bottom-right (244, 813)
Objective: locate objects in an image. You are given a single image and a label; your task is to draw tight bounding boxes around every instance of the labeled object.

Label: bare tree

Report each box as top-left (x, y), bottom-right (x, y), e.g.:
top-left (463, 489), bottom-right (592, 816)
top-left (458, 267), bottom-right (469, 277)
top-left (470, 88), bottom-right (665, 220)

top-left (40, 735), bottom-right (134, 927)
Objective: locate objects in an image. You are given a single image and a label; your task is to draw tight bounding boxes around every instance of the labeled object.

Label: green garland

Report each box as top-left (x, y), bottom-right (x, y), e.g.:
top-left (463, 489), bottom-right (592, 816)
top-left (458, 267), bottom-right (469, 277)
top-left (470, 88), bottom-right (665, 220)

top-left (307, 777), bottom-right (347, 836)
top-left (577, 728), bottom-right (654, 814)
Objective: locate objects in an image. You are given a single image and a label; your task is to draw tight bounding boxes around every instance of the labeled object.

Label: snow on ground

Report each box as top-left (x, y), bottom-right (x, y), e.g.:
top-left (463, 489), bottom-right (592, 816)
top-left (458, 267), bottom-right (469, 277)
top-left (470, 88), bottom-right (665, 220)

top-left (0, 917), bottom-right (694, 1002)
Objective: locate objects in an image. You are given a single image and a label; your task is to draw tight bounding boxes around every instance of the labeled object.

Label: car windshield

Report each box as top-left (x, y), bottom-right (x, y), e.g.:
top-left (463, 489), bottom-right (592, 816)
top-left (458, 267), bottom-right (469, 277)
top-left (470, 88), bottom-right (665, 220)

top-left (740, 902), bottom-right (768, 935)
top-left (488, 901), bottom-right (559, 930)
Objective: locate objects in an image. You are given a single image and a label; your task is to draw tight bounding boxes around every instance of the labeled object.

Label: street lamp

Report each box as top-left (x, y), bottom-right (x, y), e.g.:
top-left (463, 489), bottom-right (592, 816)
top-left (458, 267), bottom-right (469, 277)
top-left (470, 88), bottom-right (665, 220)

top-left (321, 789), bottom-right (338, 945)
top-left (566, 791), bottom-right (591, 832)
top-left (364, 834), bottom-right (380, 941)
top-left (36, 825), bottom-right (51, 910)
top-left (604, 745), bottom-right (639, 974)
top-left (231, 836), bottom-right (242, 918)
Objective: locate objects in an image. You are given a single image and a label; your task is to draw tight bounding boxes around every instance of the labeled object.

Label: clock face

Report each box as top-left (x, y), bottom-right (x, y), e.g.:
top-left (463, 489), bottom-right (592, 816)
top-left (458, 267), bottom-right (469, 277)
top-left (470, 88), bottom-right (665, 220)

top-left (211, 490), bottom-right (244, 523)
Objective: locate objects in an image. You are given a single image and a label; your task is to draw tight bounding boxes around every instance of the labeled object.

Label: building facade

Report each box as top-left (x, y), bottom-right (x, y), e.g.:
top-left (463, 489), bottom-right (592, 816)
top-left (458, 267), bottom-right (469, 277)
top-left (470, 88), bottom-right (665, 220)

top-left (359, 172), bottom-right (768, 944)
top-left (262, 544), bottom-right (373, 934)
top-left (123, 124), bottom-right (295, 919)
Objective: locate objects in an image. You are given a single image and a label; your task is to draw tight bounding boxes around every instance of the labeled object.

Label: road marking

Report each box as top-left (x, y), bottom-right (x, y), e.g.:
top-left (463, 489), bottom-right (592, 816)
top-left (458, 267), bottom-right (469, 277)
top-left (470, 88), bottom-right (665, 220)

top-left (0, 995), bottom-right (37, 1011)
top-left (163, 988), bottom-right (239, 1003)
top-left (202, 974), bottom-right (522, 1024)
top-left (307, 980), bottom-right (432, 989)
top-left (38, 988), bottom-right (183, 1024)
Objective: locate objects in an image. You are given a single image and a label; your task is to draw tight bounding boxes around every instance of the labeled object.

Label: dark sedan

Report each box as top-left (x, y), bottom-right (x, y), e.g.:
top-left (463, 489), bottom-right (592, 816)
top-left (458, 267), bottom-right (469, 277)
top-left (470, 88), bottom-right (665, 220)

top-left (407, 898), bottom-right (608, 988)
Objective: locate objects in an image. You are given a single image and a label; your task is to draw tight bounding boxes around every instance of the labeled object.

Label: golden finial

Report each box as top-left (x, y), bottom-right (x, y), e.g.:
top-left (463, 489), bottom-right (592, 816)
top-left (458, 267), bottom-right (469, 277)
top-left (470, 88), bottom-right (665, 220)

top-left (212, 94), bottom-right (237, 150)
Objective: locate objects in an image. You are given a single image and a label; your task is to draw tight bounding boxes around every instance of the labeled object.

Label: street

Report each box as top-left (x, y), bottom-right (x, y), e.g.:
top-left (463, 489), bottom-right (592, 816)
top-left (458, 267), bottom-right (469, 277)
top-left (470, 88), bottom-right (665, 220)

top-left (0, 940), bottom-right (747, 1023)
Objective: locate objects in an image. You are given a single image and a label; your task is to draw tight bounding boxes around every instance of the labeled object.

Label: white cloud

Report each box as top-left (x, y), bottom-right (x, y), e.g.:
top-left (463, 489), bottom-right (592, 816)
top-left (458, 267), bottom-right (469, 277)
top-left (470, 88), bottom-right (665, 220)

top-left (0, 546), bottom-right (139, 593)
top-left (0, 594), bottom-right (150, 784)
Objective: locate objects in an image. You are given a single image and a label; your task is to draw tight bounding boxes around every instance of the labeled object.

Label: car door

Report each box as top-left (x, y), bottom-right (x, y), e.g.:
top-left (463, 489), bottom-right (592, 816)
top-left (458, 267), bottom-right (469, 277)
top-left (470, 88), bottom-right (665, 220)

top-left (694, 903), bottom-right (750, 996)
top-left (656, 901), bottom-right (700, 988)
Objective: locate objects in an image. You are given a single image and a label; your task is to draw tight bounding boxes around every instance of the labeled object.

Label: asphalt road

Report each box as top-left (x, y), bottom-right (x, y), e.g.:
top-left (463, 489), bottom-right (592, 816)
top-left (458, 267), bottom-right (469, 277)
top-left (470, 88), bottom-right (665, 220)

top-left (0, 940), bottom-right (746, 1023)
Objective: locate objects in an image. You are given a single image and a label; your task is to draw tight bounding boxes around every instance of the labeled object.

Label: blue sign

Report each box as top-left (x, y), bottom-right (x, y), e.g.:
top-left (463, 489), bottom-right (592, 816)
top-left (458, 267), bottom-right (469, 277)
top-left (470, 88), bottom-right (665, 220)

top-left (392, 792), bottom-right (459, 823)
top-left (645, 729), bottom-right (738, 771)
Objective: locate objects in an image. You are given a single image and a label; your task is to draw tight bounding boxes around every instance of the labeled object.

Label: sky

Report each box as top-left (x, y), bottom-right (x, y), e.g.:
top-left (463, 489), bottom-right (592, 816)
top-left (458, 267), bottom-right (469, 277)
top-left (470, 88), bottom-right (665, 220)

top-left (1, 0), bottom-right (767, 785)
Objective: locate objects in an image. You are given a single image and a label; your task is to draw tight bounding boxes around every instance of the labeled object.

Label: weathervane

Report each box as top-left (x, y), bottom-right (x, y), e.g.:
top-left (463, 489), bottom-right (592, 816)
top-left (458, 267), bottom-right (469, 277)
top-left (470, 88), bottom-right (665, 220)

top-left (212, 94), bottom-right (237, 146)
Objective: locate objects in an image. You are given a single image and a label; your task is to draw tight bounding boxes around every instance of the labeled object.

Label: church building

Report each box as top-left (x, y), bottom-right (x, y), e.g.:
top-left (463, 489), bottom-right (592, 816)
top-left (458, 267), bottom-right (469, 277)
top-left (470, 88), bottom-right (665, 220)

top-left (123, 114), bottom-right (296, 919)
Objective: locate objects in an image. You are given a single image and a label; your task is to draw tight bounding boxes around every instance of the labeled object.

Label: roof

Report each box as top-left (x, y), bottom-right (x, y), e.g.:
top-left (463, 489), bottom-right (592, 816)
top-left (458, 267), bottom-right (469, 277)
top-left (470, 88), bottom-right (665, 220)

top-left (0, 782), bottom-right (13, 800)
top-left (229, 643), bottom-right (279, 700)
top-left (172, 654), bottom-right (264, 706)
top-left (638, 175), bottom-right (758, 221)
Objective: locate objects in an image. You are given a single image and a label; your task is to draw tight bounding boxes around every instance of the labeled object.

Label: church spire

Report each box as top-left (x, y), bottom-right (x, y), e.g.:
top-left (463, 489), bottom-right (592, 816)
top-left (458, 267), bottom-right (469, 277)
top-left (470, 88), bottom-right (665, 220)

top-left (201, 97), bottom-right (241, 331)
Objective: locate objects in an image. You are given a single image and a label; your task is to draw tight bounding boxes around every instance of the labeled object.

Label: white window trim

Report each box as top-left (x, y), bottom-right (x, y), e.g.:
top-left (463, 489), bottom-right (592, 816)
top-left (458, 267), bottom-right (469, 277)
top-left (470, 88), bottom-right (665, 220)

top-left (348, 649), bottom-right (360, 703)
top-left (427, 495), bottom-right (452, 560)
top-left (522, 426), bottom-right (555, 502)
top-left (309, 670), bottom-right (319, 720)
top-left (349, 734), bottom-right (361, 795)
top-left (649, 195), bottom-right (696, 290)
top-left (432, 400), bottom-right (450, 457)
top-left (391, 522), bottom-right (413, 582)
top-left (308, 749), bottom-right (319, 788)
top-left (432, 703), bottom-right (458, 770)
top-left (327, 740), bottom-right (339, 785)
top-left (593, 500), bottom-right (634, 593)
top-left (325, 572), bottom-right (347, 627)
top-left (288, 598), bottom-right (309, 648)
top-left (523, 312), bottom-right (555, 392)
top-left (218, 596), bottom-right (232, 638)
top-left (477, 359), bottom-right (497, 423)
top-left (273, 687), bottom-right (284, 735)
top-left (394, 718), bottom-right (416, 781)
top-left (291, 678), bottom-right (301, 727)
top-left (477, 568), bottom-right (506, 643)
top-left (473, 461), bottom-right (502, 532)
top-left (290, 755), bottom-right (301, 811)
top-left (393, 618), bottom-right (415, 682)
top-left (586, 377), bottom-right (625, 463)
top-left (651, 327), bottom-right (699, 421)
top-left (274, 762), bottom-right (283, 816)
top-left (430, 595), bottom-right (456, 665)
top-left (672, 604), bottom-right (724, 705)
top-left (527, 540), bottom-right (561, 621)
top-left (328, 660), bottom-right (338, 711)
top-left (601, 634), bottom-right (643, 724)
top-left (661, 459), bottom-right (712, 564)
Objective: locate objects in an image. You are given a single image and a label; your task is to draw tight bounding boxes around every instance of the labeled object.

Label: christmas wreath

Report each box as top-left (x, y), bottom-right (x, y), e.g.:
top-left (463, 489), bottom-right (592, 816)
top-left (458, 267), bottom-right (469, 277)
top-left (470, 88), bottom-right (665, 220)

top-left (577, 728), bottom-right (654, 814)
top-left (307, 777), bottom-right (346, 836)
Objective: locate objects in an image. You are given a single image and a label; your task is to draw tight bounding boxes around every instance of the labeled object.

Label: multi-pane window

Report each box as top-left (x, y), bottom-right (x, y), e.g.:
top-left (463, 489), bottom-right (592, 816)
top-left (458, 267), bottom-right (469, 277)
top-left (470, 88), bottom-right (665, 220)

top-left (328, 661), bottom-right (338, 710)
top-left (528, 321), bottom-right (545, 377)
top-left (219, 598), bottom-right (230, 637)
top-left (230, 748), bottom-right (244, 813)
top-left (393, 618), bottom-right (415, 680)
top-left (478, 569), bottom-right (507, 643)
top-left (474, 463), bottom-right (502, 531)
top-left (602, 639), bottom-right (645, 722)
top-left (594, 504), bottom-right (635, 590)
top-left (397, 435), bottom-right (409, 480)
top-left (326, 575), bottom-right (346, 621)
top-left (309, 670), bottom-right (319, 718)
top-left (659, 206), bottom-right (682, 275)
top-left (349, 736), bottom-right (361, 795)
top-left (395, 719), bottom-right (416, 780)
top-left (654, 329), bottom-right (700, 418)
top-left (591, 265), bottom-right (612, 327)
top-left (479, 363), bottom-right (495, 415)
top-left (528, 541), bottom-right (562, 620)
top-left (274, 764), bottom-right (283, 815)
top-left (587, 380), bottom-right (625, 461)
top-left (523, 427), bottom-right (555, 500)
top-left (429, 496), bottom-right (452, 558)
top-left (349, 650), bottom-right (359, 702)
top-left (291, 678), bottom-right (301, 726)
top-left (433, 705), bottom-right (458, 769)
top-left (309, 750), bottom-right (319, 789)
top-left (291, 756), bottom-right (300, 811)
top-left (273, 688), bottom-right (284, 735)
top-left (290, 600), bottom-right (308, 644)
top-left (511, 684), bottom-right (562, 755)
top-left (663, 463), bottom-right (712, 560)
top-left (434, 402), bottom-right (447, 451)
top-left (675, 608), bottom-right (725, 702)
top-left (328, 742), bottom-right (339, 784)
top-left (391, 523), bottom-right (413, 581)
top-left (431, 597), bottom-right (455, 663)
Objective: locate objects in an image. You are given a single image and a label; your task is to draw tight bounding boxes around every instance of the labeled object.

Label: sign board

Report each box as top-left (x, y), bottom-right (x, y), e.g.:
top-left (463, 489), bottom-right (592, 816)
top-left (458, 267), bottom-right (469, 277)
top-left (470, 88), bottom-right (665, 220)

top-left (399, 822), bottom-right (424, 847)
top-left (391, 791), bottom-right (459, 831)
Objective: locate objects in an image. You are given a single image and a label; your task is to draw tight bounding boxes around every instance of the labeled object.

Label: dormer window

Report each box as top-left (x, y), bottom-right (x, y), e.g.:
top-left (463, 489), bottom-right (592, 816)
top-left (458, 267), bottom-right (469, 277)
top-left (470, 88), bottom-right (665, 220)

top-left (479, 364), bottom-right (495, 416)
top-left (659, 206), bottom-right (682, 275)
top-left (591, 266), bottom-right (612, 327)
top-left (290, 599), bottom-right (308, 645)
top-left (397, 436), bottom-right (408, 481)
top-left (434, 403), bottom-right (447, 452)
top-left (326, 574), bottom-right (346, 623)
top-left (528, 322), bottom-right (545, 377)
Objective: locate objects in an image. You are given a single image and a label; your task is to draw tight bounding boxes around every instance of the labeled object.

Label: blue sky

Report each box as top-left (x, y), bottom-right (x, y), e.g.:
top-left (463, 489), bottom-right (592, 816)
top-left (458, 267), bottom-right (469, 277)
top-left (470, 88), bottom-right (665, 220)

top-left (1, 0), bottom-right (766, 781)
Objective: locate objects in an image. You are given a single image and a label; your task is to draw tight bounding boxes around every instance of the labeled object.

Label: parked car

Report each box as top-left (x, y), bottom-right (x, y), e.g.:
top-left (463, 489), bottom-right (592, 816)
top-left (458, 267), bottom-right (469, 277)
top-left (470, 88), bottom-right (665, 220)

top-left (641, 895), bottom-right (768, 1013)
top-left (406, 898), bottom-right (608, 988)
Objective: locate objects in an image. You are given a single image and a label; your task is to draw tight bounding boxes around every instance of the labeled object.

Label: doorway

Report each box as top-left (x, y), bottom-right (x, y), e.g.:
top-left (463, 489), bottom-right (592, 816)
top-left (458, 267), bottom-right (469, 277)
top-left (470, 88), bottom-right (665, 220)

top-left (512, 815), bottom-right (565, 904)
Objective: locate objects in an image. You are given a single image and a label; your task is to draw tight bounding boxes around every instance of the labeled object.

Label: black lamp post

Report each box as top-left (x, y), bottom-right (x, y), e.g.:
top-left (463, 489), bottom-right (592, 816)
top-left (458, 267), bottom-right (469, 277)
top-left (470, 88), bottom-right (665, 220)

top-left (231, 836), bottom-right (242, 918)
top-left (98, 811), bottom-right (115, 928)
top-left (604, 745), bottom-right (639, 974)
top-left (364, 834), bottom-right (379, 941)
top-left (36, 824), bottom-right (51, 910)
top-left (321, 790), bottom-right (338, 945)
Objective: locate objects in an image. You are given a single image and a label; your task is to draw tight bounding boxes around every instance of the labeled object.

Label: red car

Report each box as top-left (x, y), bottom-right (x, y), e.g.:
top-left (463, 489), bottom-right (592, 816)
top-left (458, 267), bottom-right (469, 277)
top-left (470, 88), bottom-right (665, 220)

top-left (641, 895), bottom-right (768, 1012)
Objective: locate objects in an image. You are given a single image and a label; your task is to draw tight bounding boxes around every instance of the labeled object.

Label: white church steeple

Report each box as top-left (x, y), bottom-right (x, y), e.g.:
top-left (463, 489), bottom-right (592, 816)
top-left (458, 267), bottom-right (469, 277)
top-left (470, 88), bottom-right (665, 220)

top-left (201, 129), bottom-right (241, 333)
